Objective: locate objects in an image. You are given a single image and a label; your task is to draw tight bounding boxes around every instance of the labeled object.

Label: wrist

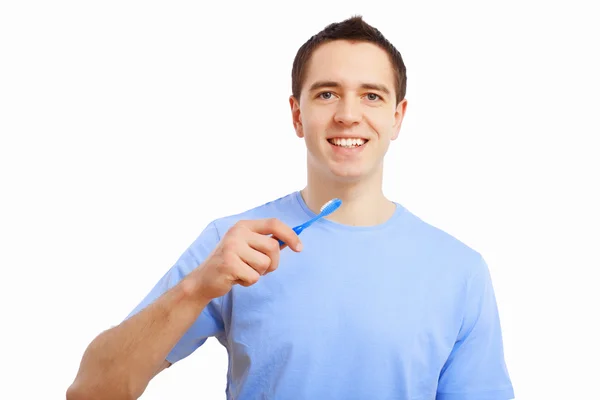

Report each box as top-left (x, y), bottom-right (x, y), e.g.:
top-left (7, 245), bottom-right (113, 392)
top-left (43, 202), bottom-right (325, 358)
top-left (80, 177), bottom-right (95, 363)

top-left (179, 273), bottom-right (212, 306)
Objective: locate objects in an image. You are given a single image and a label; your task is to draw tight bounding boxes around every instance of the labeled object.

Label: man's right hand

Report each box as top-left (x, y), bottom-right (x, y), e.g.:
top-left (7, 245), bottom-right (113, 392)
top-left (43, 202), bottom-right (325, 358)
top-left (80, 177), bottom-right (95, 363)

top-left (184, 218), bottom-right (303, 301)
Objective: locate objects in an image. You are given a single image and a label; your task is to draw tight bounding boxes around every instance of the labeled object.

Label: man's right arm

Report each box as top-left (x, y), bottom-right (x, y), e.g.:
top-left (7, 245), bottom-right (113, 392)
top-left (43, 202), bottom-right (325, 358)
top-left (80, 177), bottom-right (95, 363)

top-left (66, 275), bottom-right (210, 400)
top-left (66, 218), bottom-right (303, 400)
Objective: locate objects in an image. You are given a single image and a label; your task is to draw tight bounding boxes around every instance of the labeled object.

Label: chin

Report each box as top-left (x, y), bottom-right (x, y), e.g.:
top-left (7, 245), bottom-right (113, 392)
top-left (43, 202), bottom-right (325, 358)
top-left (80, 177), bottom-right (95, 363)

top-left (307, 155), bottom-right (375, 182)
top-left (327, 166), bottom-right (366, 181)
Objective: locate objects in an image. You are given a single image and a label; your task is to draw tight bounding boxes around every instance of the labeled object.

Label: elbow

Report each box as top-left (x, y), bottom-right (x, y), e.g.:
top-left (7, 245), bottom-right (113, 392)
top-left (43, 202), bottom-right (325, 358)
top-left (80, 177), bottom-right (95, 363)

top-left (66, 383), bottom-right (93, 400)
top-left (66, 379), bottom-right (135, 400)
top-left (66, 385), bottom-right (92, 400)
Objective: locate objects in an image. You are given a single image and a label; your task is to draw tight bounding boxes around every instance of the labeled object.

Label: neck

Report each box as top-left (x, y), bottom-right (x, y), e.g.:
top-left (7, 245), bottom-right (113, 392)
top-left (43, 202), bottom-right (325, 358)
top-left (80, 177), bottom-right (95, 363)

top-left (301, 166), bottom-right (396, 226)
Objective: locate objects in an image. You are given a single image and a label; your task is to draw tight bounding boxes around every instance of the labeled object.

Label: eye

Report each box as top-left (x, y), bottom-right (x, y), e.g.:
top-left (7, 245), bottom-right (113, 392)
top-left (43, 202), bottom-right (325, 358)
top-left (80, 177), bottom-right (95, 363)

top-left (366, 93), bottom-right (381, 101)
top-left (318, 91), bottom-right (333, 100)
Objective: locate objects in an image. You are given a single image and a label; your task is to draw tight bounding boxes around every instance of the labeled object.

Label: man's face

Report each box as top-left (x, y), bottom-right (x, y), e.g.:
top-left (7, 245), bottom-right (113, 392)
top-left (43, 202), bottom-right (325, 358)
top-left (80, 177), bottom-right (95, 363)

top-left (290, 40), bottom-right (407, 182)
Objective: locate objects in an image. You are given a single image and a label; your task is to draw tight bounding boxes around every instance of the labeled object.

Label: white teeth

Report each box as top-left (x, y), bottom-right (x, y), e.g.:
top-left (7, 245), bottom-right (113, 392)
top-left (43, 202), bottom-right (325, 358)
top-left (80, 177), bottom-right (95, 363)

top-left (329, 137), bottom-right (366, 148)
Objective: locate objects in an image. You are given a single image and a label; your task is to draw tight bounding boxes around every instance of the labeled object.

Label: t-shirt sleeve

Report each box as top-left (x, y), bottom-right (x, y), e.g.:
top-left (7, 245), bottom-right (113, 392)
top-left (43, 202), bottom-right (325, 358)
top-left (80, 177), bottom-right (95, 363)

top-left (124, 221), bottom-right (225, 364)
top-left (436, 256), bottom-right (514, 400)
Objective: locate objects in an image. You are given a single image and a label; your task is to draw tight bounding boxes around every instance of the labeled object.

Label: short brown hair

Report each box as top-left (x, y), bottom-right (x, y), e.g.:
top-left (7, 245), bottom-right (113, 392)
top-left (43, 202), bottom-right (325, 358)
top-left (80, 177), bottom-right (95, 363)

top-left (291, 15), bottom-right (407, 104)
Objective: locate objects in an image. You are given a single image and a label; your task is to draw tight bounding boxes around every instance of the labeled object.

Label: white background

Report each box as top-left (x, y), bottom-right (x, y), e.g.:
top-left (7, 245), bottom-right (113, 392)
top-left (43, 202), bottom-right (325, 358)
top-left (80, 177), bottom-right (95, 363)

top-left (1, 1), bottom-right (598, 399)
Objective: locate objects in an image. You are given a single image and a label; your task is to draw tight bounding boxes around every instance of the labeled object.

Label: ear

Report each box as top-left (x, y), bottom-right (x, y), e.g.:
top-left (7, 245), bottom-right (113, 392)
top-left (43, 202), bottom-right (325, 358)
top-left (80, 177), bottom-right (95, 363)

top-left (289, 95), bottom-right (304, 138)
top-left (391, 98), bottom-right (408, 141)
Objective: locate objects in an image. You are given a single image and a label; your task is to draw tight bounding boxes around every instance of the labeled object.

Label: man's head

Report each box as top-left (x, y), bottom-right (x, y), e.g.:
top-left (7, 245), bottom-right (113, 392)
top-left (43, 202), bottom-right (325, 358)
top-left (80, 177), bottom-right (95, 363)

top-left (292, 16), bottom-right (407, 106)
top-left (290, 16), bottom-right (408, 183)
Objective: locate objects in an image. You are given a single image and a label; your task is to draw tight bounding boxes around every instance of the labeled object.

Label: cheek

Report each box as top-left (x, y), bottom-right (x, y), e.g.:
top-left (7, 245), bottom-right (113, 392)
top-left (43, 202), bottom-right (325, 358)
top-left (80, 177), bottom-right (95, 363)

top-left (302, 106), bottom-right (331, 129)
top-left (365, 108), bottom-right (396, 136)
top-left (300, 114), bottom-right (329, 143)
top-left (301, 116), bottom-right (329, 154)
top-left (304, 131), bottom-right (322, 150)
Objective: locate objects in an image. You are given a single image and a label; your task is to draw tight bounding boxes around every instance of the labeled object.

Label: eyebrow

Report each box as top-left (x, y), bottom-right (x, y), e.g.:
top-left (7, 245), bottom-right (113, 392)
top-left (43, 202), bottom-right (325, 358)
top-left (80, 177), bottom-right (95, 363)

top-left (308, 80), bottom-right (391, 95)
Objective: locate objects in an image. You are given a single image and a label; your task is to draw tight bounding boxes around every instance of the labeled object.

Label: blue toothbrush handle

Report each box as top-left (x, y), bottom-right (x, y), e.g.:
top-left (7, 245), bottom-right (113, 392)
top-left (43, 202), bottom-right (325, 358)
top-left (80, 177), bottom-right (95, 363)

top-left (274, 199), bottom-right (340, 247)
top-left (277, 223), bottom-right (308, 246)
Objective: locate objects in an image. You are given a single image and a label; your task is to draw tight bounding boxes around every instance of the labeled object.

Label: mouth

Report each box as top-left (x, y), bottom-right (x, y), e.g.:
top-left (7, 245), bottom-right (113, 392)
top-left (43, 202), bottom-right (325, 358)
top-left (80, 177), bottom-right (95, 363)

top-left (327, 137), bottom-right (369, 149)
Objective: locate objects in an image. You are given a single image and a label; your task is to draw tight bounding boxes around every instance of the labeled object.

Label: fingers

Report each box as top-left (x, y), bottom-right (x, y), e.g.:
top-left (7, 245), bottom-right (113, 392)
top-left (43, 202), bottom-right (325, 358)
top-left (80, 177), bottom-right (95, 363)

top-left (239, 218), bottom-right (303, 252)
top-left (233, 262), bottom-right (261, 287)
top-left (245, 233), bottom-right (281, 275)
top-left (224, 218), bottom-right (302, 287)
top-left (238, 236), bottom-right (280, 275)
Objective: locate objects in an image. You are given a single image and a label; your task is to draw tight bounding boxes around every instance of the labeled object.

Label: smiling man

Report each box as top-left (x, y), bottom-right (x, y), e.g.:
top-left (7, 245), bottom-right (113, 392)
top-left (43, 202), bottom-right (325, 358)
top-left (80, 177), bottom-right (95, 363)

top-left (68, 16), bottom-right (514, 400)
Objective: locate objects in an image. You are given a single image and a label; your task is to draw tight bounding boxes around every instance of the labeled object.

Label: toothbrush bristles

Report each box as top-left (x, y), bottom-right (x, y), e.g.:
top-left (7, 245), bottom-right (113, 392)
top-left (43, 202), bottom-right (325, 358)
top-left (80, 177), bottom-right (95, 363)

top-left (319, 198), bottom-right (342, 217)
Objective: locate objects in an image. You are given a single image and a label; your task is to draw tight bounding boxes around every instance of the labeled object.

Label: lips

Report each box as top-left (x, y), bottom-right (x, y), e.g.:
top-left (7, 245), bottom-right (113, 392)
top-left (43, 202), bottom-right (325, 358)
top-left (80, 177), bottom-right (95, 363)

top-left (327, 137), bottom-right (368, 148)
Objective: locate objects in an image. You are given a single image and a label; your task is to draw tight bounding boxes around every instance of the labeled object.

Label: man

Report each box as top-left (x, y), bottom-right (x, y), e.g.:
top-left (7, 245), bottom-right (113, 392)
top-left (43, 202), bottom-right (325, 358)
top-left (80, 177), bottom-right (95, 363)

top-left (68, 16), bottom-right (514, 400)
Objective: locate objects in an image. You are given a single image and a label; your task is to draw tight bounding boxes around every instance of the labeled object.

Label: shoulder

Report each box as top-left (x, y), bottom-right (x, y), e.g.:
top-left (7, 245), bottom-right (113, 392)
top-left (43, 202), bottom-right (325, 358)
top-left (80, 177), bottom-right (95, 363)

top-left (394, 204), bottom-right (487, 278)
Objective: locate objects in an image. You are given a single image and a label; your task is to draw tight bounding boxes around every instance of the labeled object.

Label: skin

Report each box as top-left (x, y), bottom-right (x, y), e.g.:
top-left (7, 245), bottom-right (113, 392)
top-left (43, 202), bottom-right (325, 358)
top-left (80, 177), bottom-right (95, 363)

top-left (66, 39), bottom-right (407, 400)
top-left (290, 40), bottom-right (408, 226)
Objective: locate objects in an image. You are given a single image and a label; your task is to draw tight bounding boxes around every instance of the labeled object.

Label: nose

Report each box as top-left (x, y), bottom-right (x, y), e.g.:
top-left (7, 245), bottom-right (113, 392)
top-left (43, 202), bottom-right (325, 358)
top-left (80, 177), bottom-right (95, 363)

top-left (334, 97), bottom-right (362, 126)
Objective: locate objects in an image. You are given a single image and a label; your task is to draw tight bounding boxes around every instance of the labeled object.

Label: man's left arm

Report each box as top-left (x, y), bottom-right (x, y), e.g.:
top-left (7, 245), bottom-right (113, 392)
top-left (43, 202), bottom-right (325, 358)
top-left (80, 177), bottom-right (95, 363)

top-left (436, 256), bottom-right (514, 400)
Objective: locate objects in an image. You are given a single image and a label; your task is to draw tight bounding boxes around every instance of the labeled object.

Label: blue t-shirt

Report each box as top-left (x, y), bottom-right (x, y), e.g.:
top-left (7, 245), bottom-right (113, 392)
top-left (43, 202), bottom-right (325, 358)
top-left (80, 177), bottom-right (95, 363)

top-left (127, 191), bottom-right (514, 399)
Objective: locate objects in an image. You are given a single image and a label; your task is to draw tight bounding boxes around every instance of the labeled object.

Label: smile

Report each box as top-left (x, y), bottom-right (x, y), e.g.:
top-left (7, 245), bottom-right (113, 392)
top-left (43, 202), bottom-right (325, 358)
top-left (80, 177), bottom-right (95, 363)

top-left (327, 137), bottom-right (368, 148)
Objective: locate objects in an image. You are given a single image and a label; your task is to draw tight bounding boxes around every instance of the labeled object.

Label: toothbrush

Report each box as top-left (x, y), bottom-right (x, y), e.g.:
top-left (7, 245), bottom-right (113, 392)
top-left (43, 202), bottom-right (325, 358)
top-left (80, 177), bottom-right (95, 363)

top-left (278, 198), bottom-right (342, 246)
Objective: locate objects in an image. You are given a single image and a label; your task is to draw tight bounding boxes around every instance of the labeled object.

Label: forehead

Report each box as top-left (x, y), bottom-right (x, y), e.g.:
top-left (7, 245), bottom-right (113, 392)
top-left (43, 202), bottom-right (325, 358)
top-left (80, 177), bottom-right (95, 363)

top-left (302, 40), bottom-right (395, 93)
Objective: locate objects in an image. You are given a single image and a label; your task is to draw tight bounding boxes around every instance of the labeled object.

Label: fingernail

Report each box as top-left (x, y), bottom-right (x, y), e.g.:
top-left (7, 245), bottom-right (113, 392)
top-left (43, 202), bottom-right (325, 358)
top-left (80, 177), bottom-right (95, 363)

top-left (297, 242), bottom-right (303, 251)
